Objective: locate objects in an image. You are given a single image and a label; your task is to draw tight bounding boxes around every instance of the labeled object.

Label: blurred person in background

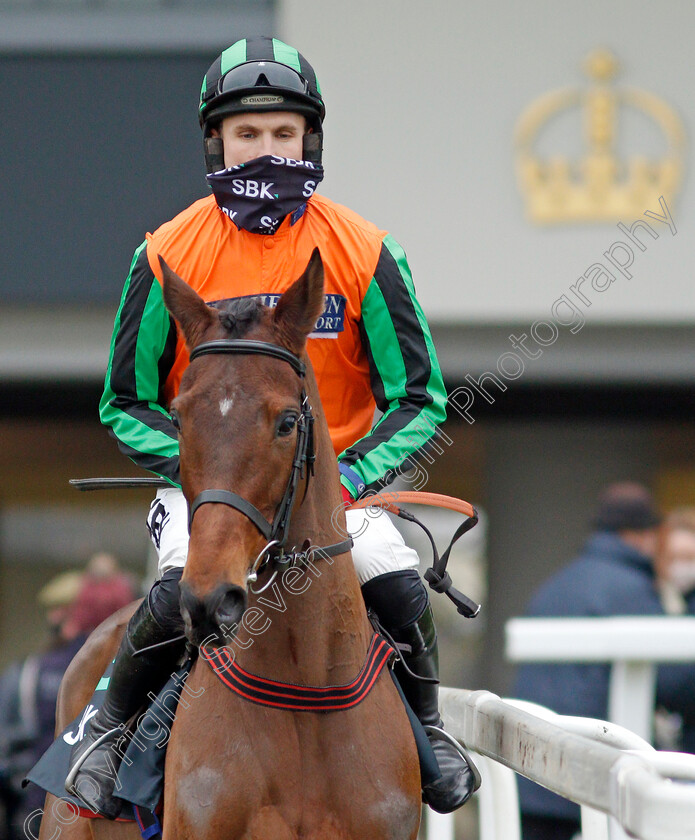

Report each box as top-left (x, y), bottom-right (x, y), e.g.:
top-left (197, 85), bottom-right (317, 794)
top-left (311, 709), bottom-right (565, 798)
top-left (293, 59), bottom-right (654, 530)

top-left (512, 482), bottom-right (665, 840)
top-left (655, 507), bottom-right (695, 619)
top-left (0, 554), bottom-right (136, 840)
top-left (652, 508), bottom-right (695, 754)
top-left (60, 552), bottom-right (137, 642)
top-left (0, 569), bottom-right (82, 840)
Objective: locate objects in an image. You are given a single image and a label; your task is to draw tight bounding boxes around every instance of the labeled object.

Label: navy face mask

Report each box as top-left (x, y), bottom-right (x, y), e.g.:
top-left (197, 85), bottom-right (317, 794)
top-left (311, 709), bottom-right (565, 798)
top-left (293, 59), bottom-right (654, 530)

top-left (206, 154), bottom-right (324, 235)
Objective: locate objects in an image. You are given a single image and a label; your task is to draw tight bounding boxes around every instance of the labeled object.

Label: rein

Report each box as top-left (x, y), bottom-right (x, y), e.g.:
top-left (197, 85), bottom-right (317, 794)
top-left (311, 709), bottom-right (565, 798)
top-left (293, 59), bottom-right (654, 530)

top-left (349, 491), bottom-right (481, 619)
top-left (71, 479), bottom-right (480, 618)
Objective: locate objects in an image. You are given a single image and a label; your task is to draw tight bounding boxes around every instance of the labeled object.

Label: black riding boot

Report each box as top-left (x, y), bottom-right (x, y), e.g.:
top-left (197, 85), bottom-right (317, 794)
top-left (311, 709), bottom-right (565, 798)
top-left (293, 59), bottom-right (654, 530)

top-left (65, 569), bottom-right (185, 819)
top-left (362, 570), bottom-right (481, 814)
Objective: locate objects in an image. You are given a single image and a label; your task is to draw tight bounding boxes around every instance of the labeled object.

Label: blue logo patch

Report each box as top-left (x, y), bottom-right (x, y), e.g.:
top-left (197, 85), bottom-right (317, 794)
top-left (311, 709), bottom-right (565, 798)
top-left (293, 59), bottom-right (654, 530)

top-left (210, 293), bottom-right (347, 338)
top-left (310, 293), bottom-right (347, 337)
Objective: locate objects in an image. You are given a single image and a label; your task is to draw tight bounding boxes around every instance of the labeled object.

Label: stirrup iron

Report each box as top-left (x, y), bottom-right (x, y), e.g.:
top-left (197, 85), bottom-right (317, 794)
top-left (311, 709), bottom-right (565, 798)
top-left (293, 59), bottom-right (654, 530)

top-left (423, 725), bottom-right (482, 792)
top-left (64, 725), bottom-right (123, 795)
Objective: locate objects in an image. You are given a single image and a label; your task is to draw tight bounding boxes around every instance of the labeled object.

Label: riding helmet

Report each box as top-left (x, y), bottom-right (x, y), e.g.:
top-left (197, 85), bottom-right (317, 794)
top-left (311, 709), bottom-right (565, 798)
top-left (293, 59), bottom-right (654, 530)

top-left (199, 36), bottom-right (325, 170)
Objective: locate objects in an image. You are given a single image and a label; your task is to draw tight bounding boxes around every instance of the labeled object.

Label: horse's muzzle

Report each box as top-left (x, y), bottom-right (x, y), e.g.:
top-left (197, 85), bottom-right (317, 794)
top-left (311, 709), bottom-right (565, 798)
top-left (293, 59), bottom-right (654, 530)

top-left (179, 580), bottom-right (247, 648)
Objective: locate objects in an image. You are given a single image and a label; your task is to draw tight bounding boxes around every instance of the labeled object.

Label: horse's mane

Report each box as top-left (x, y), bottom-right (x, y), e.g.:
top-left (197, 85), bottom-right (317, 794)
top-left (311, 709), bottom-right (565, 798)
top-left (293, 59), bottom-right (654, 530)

top-left (211, 297), bottom-right (265, 338)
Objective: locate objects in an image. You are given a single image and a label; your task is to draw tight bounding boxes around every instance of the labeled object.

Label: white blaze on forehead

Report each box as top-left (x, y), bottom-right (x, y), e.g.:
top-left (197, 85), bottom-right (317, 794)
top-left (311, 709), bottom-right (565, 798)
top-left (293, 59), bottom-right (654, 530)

top-left (219, 396), bottom-right (235, 417)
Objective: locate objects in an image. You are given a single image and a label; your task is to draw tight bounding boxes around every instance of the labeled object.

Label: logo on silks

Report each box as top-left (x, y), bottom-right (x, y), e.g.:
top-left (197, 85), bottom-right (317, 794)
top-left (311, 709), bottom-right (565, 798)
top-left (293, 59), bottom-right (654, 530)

top-left (210, 293), bottom-right (347, 338)
top-left (63, 705), bottom-right (98, 745)
top-left (308, 293), bottom-right (347, 338)
top-left (147, 501), bottom-right (170, 550)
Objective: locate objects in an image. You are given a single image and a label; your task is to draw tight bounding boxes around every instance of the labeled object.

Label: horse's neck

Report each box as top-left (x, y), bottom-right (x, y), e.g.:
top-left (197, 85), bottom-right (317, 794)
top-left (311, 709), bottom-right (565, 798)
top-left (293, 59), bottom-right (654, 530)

top-left (238, 367), bottom-right (372, 686)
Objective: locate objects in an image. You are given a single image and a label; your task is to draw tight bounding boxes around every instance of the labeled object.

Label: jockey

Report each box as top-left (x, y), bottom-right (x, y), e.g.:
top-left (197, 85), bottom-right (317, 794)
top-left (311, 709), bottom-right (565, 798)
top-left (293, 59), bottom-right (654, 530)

top-left (66, 36), bottom-right (478, 818)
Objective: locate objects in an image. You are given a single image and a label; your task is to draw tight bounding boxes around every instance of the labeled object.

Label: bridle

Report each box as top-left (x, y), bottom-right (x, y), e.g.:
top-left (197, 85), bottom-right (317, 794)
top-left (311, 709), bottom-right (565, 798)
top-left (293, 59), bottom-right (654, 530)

top-left (187, 339), bottom-right (313, 542)
top-left (186, 338), bottom-right (351, 590)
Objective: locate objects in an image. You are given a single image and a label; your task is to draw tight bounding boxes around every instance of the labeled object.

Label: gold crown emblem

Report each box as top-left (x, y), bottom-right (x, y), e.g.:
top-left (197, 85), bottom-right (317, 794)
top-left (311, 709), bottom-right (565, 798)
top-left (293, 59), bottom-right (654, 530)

top-left (515, 49), bottom-right (685, 224)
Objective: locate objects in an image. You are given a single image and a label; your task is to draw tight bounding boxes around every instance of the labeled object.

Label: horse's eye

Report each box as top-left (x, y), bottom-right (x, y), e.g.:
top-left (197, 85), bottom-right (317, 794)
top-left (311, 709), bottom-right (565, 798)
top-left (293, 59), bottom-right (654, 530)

top-left (277, 414), bottom-right (298, 437)
top-left (170, 410), bottom-right (181, 431)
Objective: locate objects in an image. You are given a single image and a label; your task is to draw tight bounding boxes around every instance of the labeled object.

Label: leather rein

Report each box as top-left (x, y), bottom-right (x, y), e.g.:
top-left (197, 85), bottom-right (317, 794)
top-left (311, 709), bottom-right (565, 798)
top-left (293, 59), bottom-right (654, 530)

top-left (350, 491), bottom-right (481, 618)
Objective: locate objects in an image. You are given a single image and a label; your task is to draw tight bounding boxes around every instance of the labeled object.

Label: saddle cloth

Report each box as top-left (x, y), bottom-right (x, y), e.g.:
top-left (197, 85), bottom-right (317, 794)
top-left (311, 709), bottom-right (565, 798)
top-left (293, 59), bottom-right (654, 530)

top-left (24, 660), bottom-right (193, 827)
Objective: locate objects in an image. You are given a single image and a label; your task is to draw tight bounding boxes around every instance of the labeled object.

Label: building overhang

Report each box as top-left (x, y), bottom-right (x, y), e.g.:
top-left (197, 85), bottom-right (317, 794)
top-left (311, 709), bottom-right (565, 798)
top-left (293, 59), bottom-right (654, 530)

top-left (2, 309), bottom-right (695, 387)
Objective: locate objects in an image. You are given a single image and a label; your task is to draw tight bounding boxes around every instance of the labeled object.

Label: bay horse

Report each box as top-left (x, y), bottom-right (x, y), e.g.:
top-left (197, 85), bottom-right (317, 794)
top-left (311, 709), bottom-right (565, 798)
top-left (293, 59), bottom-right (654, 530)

top-left (38, 249), bottom-right (421, 840)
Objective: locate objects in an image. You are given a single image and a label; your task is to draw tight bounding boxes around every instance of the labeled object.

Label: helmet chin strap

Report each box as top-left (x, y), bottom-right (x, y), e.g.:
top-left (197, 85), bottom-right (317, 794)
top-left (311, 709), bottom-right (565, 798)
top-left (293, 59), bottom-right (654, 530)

top-left (302, 131), bottom-right (323, 164)
top-left (204, 136), bottom-right (226, 175)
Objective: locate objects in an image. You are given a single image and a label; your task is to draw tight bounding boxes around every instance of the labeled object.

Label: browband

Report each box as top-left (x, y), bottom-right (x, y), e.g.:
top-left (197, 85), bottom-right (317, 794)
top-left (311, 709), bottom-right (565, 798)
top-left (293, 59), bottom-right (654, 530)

top-left (189, 340), bottom-right (306, 377)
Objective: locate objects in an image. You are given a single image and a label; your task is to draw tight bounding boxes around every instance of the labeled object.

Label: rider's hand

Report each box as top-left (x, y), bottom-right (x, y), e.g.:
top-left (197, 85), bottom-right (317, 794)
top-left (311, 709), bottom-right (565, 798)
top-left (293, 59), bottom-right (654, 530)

top-left (341, 485), bottom-right (354, 505)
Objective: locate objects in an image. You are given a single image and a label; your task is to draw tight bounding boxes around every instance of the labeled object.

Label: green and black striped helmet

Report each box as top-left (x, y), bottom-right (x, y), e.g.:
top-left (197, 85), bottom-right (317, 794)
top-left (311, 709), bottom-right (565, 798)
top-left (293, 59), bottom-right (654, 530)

top-left (199, 37), bottom-right (325, 136)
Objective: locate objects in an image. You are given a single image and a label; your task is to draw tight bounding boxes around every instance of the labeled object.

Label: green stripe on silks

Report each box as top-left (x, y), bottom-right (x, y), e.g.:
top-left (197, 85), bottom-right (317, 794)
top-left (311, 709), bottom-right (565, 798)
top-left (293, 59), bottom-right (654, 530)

top-left (135, 280), bottom-right (173, 403)
top-left (343, 235), bottom-right (447, 491)
top-left (99, 244), bottom-right (180, 473)
top-left (96, 658), bottom-right (116, 691)
top-left (272, 39), bottom-right (302, 73)
top-left (101, 402), bottom-right (179, 462)
top-left (101, 241), bottom-right (147, 405)
top-left (349, 279), bottom-right (412, 487)
top-left (362, 408), bottom-right (442, 489)
top-left (220, 39), bottom-right (248, 76)
top-left (382, 234), bottom-right (443, 383)
top-left (362, 278), bottom-right (408, 398)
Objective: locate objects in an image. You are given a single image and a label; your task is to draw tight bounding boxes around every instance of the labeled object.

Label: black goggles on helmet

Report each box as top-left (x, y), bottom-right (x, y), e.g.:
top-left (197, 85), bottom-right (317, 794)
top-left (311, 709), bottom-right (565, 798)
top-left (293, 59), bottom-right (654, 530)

top-left (204, 60), bottom-right (313, 105)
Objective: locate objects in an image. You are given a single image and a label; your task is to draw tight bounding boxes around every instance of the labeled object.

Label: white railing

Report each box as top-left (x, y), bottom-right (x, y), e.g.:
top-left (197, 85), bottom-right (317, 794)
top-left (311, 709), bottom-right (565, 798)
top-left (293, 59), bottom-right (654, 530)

top-left (422, 617), bottom-right (695, 839)
top-left (422, 688), bottom-right (695, 840)
top-left (506, 616), bottom-right (695, 741)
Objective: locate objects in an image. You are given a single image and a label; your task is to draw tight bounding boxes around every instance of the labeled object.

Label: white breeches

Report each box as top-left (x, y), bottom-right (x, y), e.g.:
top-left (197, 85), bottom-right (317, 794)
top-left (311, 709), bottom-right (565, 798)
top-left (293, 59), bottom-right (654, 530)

top-left (147, 487), bottom-right (420, 585)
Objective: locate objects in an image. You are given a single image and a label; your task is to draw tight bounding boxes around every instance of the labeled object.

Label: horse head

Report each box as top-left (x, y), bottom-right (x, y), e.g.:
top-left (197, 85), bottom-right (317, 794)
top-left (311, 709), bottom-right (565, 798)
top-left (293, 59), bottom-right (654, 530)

top-left (159, 249), bottom-right (325, 649)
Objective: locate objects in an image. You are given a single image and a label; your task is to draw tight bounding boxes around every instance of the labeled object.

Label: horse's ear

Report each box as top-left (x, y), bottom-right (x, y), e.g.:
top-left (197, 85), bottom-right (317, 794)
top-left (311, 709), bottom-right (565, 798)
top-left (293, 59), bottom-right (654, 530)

top-left (274, 248), bottom-right (325, 353)
top-left (159, 255), bottom-right (216, 350)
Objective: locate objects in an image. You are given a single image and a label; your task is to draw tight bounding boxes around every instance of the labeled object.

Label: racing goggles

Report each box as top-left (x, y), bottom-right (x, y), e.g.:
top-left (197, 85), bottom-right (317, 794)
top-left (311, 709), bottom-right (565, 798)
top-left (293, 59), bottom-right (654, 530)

top-left (208, 61), bottom-right (312, 103)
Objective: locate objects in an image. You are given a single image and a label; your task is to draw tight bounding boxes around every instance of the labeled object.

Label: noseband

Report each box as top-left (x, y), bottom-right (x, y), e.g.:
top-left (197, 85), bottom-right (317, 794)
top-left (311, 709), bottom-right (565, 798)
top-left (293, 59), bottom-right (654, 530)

top-left (187, 339), bottom-right (315, 552)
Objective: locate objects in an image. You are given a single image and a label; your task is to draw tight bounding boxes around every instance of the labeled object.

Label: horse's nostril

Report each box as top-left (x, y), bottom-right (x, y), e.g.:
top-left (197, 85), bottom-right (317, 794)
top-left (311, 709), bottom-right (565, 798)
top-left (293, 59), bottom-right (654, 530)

top-left (179, 581), bottom-right (247, 647)
top-left (211, 585), bottom-right (247, 631)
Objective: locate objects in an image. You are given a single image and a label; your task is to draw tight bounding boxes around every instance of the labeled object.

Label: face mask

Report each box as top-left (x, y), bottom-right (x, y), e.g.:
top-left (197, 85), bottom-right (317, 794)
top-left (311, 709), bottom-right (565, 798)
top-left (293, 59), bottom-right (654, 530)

top-left (667, 560), bottom-right (695, 594)
top-left (206, 154), bottom-right (324, 235)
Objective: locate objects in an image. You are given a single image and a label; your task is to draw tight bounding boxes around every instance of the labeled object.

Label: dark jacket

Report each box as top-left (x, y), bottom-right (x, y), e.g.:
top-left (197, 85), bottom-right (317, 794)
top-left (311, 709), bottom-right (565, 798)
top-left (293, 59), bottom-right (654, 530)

top-left (0, 636), bottom-right (86, 836)
top-left (513, 532), bottom-right (695, 820)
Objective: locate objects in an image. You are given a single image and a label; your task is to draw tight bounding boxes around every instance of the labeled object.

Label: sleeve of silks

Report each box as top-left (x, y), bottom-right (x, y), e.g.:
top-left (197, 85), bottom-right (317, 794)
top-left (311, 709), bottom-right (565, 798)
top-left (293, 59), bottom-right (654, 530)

top-left (99, 241), bottom-right (182, 486)
top-left (337, 234), bottom-right (448, 499)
